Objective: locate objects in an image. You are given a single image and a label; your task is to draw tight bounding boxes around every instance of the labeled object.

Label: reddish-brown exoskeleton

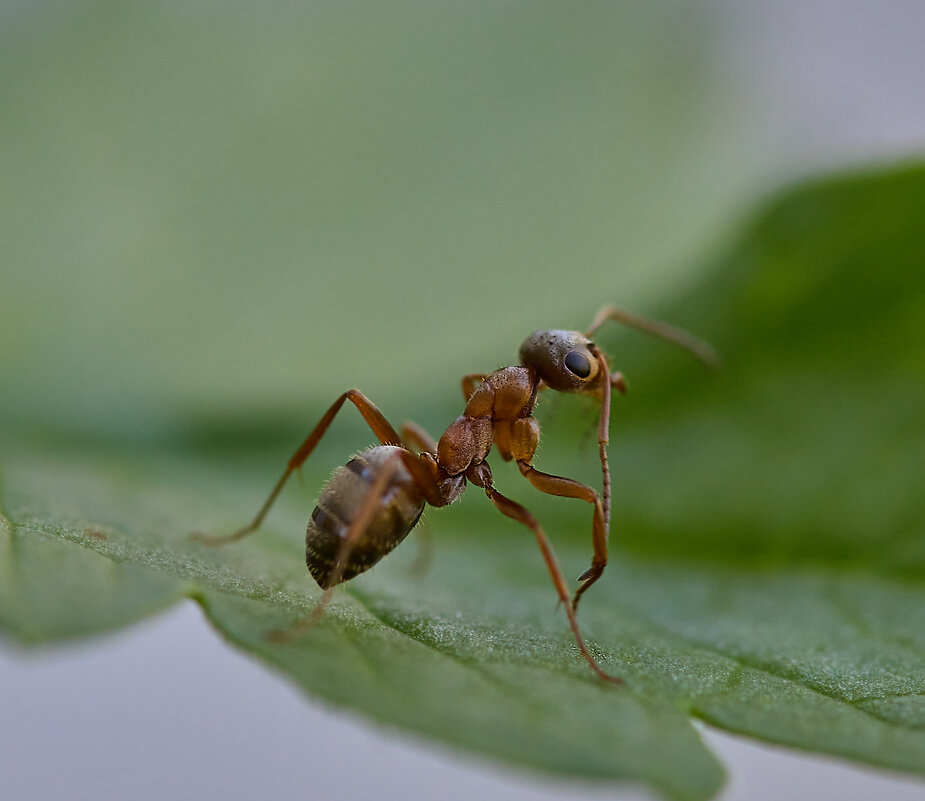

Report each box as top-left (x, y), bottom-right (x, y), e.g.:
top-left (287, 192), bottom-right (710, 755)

top-left (194, 306), bottom-right (719, 682)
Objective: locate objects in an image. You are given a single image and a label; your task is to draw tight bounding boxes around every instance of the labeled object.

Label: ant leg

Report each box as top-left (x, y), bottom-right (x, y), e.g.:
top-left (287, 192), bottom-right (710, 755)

top-left (461, 373), bottom-right (488, 401)
top-left (611, 371), bottom-right (628, 395)
top-left (400, 421), bottom-right (438, 455)
top-left (396, 450), bottom-right (447, 508)
top-left (192, 389), bottom-right (402, 546)
top-left (517, 462), bottom-right (607, 611)
top-left (466, 462), bottom-right (621, 684)
top-left (398, 423), bottom-right (439, 574)
top-left (585, 305), bottom-right (722, 371)
top-left (407, 517), bottom-right (434, 577)
top-left (399, 447), bottom-right (470, 575)
top-left (591, 347), bottom-right (613, 538)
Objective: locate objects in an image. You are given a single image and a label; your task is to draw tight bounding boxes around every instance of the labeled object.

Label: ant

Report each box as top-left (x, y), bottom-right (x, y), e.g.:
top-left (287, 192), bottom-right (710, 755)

top-left (193, 306), bottom-right (719, 683)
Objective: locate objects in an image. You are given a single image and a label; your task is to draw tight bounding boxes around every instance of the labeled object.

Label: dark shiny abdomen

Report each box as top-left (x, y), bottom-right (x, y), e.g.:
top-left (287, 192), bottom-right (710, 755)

top-left (306, 445), bottom-right (426, 588)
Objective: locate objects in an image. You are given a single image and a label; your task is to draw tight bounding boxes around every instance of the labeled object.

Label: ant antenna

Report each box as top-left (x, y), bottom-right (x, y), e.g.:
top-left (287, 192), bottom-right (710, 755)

top-left (585, 305), bottom-right (722, 371)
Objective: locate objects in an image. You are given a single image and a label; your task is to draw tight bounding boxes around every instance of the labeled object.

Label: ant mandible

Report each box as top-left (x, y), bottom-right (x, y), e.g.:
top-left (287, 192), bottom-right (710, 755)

top-left (193, 306), bottom-right (719, 683)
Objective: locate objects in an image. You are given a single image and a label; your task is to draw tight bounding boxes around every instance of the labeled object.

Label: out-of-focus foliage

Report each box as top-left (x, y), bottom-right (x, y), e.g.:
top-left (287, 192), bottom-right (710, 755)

top-left (0, 1), bottom-right (759, 433)
top-left (4, 165), bottom-right (925, 801)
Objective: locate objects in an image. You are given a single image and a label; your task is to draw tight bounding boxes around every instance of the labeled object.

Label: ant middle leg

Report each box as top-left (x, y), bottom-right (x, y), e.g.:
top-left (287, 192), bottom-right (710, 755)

top-left (465, 461), bottom-right (621, 684)
top-left (461, 373), bottom-right (488, 401)
top-left (192, 389), bottom-right (402, 546)
top-left (516, 462), bottom-right (607, 611)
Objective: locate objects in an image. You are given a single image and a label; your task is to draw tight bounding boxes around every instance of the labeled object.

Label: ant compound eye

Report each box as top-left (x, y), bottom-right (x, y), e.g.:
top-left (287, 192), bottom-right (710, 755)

top-left (520, 330), bottom-right (600, 392)
top-left (564, 350), bottom-right (591, 378)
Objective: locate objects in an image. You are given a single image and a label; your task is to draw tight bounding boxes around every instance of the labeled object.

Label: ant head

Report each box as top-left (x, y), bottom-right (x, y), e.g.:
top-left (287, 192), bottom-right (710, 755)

top-left (519, 329), bottom-right (606, 394)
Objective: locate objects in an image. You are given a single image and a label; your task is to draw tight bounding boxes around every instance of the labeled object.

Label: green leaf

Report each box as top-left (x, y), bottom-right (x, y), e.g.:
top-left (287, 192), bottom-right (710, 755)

top-left (3, 163), bottom-right (925, 799)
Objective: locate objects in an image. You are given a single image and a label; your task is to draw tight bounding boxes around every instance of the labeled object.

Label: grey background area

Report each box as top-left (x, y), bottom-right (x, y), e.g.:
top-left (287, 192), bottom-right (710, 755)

top-left (3, 2), bottom-right (925, 800)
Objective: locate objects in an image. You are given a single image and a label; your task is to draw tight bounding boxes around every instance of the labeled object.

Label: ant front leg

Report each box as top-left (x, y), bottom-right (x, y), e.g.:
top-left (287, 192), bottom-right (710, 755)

top-left (517, 462), bottom-right (607, 611)
top-left (504, 408), bottom-right (609, 611)
top-left (192, 389), bottom-right (402, 546)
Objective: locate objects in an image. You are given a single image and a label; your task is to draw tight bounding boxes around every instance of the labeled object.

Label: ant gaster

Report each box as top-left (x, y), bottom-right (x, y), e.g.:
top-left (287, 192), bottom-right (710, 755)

top-left (194, 306), bottom-right (719, 683)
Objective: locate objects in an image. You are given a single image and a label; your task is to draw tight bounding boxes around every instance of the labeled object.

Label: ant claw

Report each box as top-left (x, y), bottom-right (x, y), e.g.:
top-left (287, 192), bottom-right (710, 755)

top-left (264, 627), bottom-right (302, 644)
top-left (264, 617), bottom-right (314, 644)
top-left (577, 566), bottom-right (596, 582)
top-left (190, 525), bottom-right (255, 546)
top-left (189, 531), bottom-right (224, 546)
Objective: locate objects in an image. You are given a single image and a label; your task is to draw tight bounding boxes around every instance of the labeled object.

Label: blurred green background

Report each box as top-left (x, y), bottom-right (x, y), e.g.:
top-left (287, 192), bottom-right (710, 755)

top-left (2, 1), bottom-right (810, 438)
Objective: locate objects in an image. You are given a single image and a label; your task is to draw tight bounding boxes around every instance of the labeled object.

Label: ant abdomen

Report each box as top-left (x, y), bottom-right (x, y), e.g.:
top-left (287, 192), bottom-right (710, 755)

top-left (306, 445), bottom-right (426, 589)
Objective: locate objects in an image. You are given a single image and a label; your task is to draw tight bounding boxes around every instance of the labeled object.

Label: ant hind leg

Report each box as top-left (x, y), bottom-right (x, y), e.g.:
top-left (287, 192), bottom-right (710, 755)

top-left (192, 389), bottom-right (402, 546)
top-left (400, 421), bottom-right (438, 455)
top-left (398, 421), bottom-right (439, 575)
